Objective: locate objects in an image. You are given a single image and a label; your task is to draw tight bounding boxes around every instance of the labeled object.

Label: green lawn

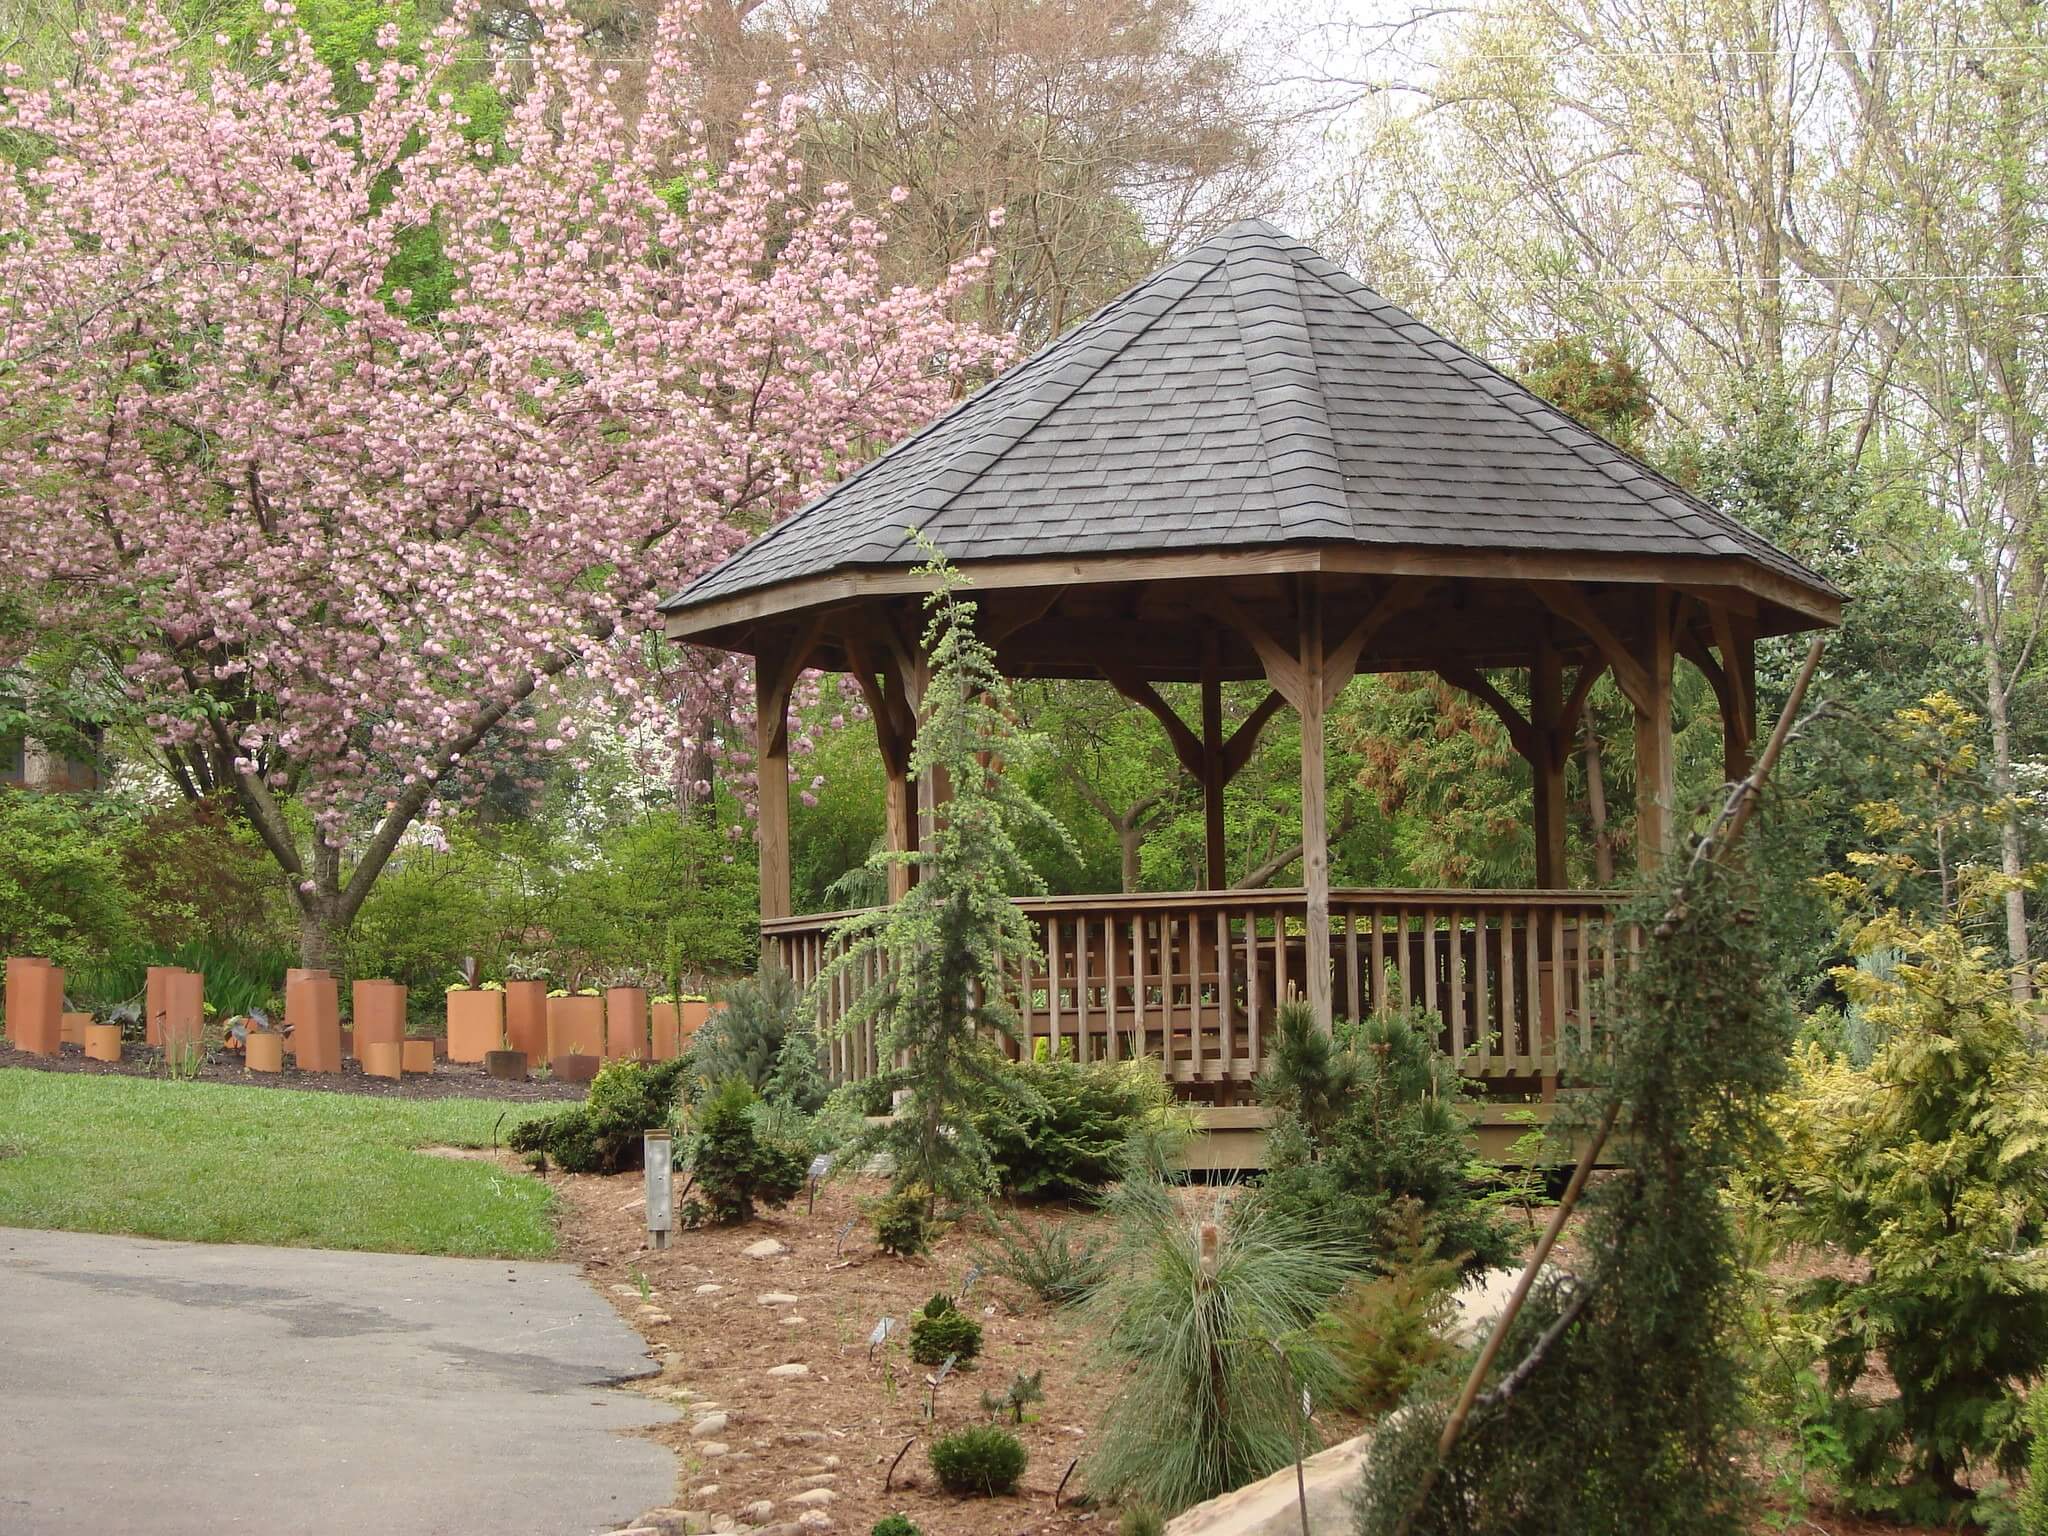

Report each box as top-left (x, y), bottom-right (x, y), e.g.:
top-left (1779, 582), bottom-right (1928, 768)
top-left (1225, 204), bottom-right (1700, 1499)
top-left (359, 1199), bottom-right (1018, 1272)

top-left (0, 1070), bottom-right (559, 1257)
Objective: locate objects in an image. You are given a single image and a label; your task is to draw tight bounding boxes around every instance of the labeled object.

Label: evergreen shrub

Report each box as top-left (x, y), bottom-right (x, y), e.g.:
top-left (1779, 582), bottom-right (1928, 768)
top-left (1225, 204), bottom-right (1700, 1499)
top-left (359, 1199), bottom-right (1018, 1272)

top-left (909, 1292), bottom-right (982, 1365)
top-left (691, 1077), bottom-right (808, 1223)
top-left (929, 1426), bottom-right (1027, 1496)
top-left (507, 1057), bottom-right (689, 1174)
top-left (972, 1055), bottom-right (1167, 1200)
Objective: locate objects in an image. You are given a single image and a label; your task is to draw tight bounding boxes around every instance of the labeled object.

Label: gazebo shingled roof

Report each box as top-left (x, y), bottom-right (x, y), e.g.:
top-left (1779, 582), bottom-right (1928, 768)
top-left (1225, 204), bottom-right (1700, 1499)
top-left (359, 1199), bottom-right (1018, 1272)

top-left (660, 220), bottom-right (1840, 1033)
top-left (659, 218), bottom-right (1841, 645)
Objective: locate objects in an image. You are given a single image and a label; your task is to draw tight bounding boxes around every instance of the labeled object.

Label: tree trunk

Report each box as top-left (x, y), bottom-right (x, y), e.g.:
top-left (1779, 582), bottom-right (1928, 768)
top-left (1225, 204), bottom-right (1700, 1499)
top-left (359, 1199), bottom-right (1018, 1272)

top-left (1977, 577), bottom-right (2032, 998)
top-left (1583, 725), bottom-right (1615, 886)
top-left (1118, 827), bottom-right (1142, 894)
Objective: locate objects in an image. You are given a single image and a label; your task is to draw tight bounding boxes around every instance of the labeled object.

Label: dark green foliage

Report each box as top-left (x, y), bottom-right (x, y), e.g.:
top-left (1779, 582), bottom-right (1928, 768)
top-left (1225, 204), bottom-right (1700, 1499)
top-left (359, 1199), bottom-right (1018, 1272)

top-left (1255, 999), bottom-right (1363, 1141)
top-left (1085, 1189), bottom-right (1351, 1515)
top-left (2018, 1389), bottom-right (2048, 1535)
top-left (763, 1023), bottom-right (829, 1114)
top-left (1251, 1008), bottom-right (1514, 1275)
top-left (811, 548), bottom-right (1073, 1209)
top-left (971, 1056), bottom-right (1167, 1200)
top-left (909, 1293), bottom-right (983, 1366)
top-left (1319, 1202), bottom-right (1462, 1417)
top-left (973, 1205), bottom-right (1108, 1306)
top-left (872, 1191), bottom-right (932, 1257)
top-left (0, 791), bottom-right (139, 971)
top-left (690, 1078), bottom-right (808, 1224)
top-left (689, 970), bottom-right (804, 1097)
top-left (506, 1058), bottom-right (689, 1174)
top-left (1357, 857), bottom-right (1794, 1536)
top-left (870, 1516), bottom-right (921, 1536)
top-left (929, 1426), bottom-right (1027, 1497)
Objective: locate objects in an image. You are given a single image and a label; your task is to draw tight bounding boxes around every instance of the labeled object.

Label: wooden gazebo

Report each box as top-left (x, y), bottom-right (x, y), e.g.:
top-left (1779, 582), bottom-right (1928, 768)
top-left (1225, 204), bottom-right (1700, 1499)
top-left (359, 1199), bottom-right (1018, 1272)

top-left (660, 221), bottom-right (1839, 1122)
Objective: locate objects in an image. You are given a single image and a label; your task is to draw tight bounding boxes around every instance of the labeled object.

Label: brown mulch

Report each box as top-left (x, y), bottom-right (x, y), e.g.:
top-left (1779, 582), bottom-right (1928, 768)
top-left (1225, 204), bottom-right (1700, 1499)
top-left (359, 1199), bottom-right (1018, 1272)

top-left (0, 1039), bottom-right (588, 1101)
top-left (549, 1168), bottom-right (1151, 1536)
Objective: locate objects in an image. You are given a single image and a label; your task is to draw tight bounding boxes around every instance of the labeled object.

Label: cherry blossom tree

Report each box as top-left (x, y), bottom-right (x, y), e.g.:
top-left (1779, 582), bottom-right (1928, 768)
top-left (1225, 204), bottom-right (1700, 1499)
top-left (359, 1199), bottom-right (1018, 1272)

top-left (0, 1), bottom-right (1008, 966)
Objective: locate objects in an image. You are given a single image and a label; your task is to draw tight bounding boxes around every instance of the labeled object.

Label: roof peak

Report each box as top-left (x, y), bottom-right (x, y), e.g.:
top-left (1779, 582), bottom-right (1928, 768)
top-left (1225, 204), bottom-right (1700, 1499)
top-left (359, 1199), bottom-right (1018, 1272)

top-left (660, 221), bottom-right (1840, 626)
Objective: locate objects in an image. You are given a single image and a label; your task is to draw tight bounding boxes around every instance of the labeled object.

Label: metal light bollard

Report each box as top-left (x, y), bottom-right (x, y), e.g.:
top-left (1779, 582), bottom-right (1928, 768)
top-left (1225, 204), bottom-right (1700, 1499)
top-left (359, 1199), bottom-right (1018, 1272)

top-left (644, 1129), bottom-right (674, 1249)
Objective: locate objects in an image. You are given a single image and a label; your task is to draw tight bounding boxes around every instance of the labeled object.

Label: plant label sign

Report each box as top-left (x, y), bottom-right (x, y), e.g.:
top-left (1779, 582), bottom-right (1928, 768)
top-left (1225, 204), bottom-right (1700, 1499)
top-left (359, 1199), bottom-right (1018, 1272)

top-left (643, 1130), bottom-right (674, 1242)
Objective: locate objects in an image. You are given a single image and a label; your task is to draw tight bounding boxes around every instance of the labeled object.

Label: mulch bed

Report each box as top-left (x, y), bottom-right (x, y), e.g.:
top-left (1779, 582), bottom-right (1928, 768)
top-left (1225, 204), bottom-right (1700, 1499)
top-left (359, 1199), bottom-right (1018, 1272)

top-left (548, 1168), bottom-right (1145, 1536)
top-left (0, 1040), bottom-right (588, 1102)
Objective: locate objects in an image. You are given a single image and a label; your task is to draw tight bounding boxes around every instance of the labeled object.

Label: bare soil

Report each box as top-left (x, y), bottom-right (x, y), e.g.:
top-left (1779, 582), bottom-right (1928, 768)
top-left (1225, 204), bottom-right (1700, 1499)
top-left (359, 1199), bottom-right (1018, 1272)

top-left (548, 1166), bottom-right (1152, 1536)
top-left (0, 1039), bottom-right (587, 1102)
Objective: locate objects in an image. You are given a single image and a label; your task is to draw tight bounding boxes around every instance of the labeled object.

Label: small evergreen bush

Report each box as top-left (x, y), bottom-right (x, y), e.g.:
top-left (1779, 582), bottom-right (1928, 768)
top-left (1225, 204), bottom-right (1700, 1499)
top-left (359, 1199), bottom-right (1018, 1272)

top-left (688, 969), bottom-right (810, 1100)
top-left (972, 1056), bottom-right (1168, 1200)
top-left (929, 1426), bottom-right (1027, 1496)
top-left (1251, 1004), bottom-right (1515, 1275)
top-left (691, 1077), bottom-right (808, 1223)
top-left (909, 1292), bottom-right (983, 1366)
top-left (872, 1191), bottom-right (932, 1257)
top-left (871, 1516), bottom-right (920, 1536)
top-left (973, 1206), bottom-right (1108, 1306)
top-left (1318, 1202), bottom-right (1461, 1417)
top-left (507, 1057), bottom-right (689, 1174)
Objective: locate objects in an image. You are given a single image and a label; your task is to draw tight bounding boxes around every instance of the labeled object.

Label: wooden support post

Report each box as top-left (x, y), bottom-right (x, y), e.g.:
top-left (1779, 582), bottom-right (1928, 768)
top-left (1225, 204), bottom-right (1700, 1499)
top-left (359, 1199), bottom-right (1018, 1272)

top-left (1530, 637), bottom-right (1568, 888)
top-left (1200, 631), bottom-right (1227, 891)
top-left (1297, 582), bottom-right (1333, 1032)
top-left (1633, 591), bottom-right (1677, 873)
top-left (848, 632), bottom-right (920, 903)
top-left (755, 632), bottom-right (812, 939)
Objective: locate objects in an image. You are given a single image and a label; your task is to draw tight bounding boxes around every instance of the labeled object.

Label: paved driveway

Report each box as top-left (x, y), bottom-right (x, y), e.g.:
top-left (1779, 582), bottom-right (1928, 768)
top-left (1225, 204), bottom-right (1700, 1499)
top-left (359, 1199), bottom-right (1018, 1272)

top-left (0, 1227), bottom-right (677, 1535)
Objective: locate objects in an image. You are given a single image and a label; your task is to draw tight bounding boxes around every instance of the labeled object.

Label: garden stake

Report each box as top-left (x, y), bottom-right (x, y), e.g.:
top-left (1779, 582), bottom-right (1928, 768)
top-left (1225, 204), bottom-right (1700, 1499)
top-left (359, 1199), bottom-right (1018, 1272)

top-left (1393, 635), bottom-right (1825, 1536)
top-left (1054, 1457), bottom-right (1078, 1510)
top-left (884, 1437), bottom-right (915, 1493)
top-left (1274, 1342), bottom-right (1311, 1536)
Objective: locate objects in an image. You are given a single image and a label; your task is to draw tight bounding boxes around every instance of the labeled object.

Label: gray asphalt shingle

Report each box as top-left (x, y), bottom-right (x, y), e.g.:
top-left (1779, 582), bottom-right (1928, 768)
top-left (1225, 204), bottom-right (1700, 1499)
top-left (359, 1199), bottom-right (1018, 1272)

top-left (659, 220), bottom-right (1836, 617)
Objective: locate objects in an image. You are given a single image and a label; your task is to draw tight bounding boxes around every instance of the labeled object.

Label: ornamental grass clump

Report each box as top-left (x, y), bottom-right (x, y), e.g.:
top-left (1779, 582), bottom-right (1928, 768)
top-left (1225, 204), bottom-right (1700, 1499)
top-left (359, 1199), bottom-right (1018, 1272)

top-left (1084, 1180), bottom-right (1352, 1515)
top-left (929, 1426), bottom-right (1027, 1496)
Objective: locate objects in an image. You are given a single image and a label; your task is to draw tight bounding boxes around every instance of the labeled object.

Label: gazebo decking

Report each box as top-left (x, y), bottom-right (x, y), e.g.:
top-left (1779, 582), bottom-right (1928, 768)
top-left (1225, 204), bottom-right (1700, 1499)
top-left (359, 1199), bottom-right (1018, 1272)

top-left (660, 220), bottom-right (1840, 1143)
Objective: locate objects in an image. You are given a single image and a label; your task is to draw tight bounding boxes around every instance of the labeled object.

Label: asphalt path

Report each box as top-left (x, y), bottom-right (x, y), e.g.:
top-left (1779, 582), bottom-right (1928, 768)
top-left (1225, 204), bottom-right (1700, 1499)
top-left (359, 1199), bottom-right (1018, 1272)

top-left (0, 1227), bottom-right (677, 1535)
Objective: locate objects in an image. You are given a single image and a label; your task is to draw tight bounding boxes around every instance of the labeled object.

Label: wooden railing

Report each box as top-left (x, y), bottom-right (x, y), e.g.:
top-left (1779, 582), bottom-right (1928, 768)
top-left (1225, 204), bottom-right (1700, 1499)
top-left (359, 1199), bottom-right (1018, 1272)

top-left (767, 888), bottom-right (1629, 1094)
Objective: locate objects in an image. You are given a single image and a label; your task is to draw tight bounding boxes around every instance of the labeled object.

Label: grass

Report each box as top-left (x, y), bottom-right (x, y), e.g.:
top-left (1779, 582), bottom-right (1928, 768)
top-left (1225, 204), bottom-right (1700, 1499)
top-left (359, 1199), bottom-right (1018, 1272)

top-left (0, 1070), bottom-right (558, 1257)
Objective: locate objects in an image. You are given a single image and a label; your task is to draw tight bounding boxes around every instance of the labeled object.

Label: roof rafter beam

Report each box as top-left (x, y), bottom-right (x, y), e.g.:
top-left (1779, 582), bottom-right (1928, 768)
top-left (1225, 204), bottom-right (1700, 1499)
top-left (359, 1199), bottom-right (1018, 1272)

top-left (1324, 580), bottom-right (1432, 706)
top-left (1103, 667), bottom-right (1205, 778)
top-left (1527, 582), bottom-right (1653, 713)
top-left (1438, 663), bottom-right (1536, 761)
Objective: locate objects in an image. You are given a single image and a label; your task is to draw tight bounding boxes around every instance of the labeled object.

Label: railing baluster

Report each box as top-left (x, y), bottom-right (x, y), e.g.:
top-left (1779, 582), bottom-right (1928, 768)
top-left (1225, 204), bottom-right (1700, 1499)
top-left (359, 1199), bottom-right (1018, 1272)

top-left (1105, 915), bottom-right (1120, 1062)
top-left (1449, 909), bottom-right (1466, 1057)
top-left (1422, 905), bottom-right (1438, 1025)
top-left (1345, 909), bottom-right (1361, 1025)
top-left (1131, 912), bottom-right (1146, 1064)
top-left (1473, 908), bottom-right (1492, 1073)
top-left (1245, 906), bottom-right (1261, 1069)
top-left (1217, 906), bottom-right (1234, 1084)
top-left (1370, 909), bottom-right (1385, 1015)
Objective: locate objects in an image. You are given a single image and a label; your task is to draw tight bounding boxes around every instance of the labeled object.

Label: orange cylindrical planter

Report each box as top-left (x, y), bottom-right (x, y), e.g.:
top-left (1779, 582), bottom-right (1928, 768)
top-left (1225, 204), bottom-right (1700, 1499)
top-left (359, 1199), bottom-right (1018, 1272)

top-left (7, 959), bottom-right (62, 1056)
top-left (282, 968), bottom-right (326, 1059)
top-left (60, 1010), bottom-right (91, 1046)
top-left (445, 989), bottom-right (504, 1063)
top-left (144, 963), bottom-right (180, 1046)
top-left (361, 1040), bottom-right (402, 1080)
top-left (84, 1022), bottom-right (122, 1062)
top-left (4, 956), bottom-right (49, 1044)
top-left (603, 987), bottom-right (648, 1062)
top-left (650, 1001), bottom-right (681, 1060)
top-left (680, 997), bottom-right (713, 1045)
top-left (245, 1031), bottom-right (285, 1073)
top-left (401, 1039), bottom-right (435, 1074)
top-left (287, 974), bottom-right (342, 1073)
top-left (352, 980), bottom-right (407, 1050)
top-left (547, 995), bottom-right (603, 1060)
top-left (504, 980), bottom-right (548, 1064)
top-left (161, 969), bottom-right (204, 1059)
